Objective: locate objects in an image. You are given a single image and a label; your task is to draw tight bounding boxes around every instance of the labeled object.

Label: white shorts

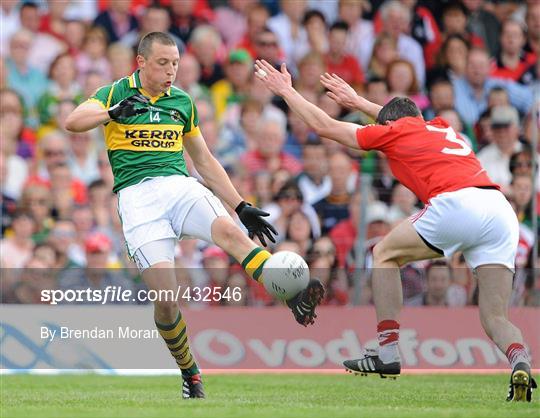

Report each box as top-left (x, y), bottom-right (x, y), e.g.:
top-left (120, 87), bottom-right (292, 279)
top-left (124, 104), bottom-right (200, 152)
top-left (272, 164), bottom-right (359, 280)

top-left (411, 187), bottom-right (519, 271)
top-left (117, 175), bottom-right (229, 259)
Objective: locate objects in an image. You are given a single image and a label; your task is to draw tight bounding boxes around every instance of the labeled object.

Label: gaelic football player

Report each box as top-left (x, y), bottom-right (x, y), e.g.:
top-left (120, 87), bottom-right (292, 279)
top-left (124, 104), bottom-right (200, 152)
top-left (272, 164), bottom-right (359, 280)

top-left (255, 59), bottom-right (536, 402)
top-left (65, 32), bottom-right (324, 399)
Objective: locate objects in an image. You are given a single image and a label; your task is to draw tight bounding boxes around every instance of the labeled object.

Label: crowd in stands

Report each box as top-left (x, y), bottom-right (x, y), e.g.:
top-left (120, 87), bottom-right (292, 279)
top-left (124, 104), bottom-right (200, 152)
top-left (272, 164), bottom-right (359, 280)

top-left (1, 0), bottom-right (538, 307)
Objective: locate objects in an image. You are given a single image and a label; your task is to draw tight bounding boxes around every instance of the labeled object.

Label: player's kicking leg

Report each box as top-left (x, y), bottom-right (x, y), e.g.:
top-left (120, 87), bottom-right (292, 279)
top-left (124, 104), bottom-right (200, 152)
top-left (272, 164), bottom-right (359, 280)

top-left (132, 240), bottom-right (205, 399)
top-left (476, 265), bottom-right (537, 402)
top-left (343, 219), bottom-right (441, 378)
top-left (180, 196), bottom-right (324, 326)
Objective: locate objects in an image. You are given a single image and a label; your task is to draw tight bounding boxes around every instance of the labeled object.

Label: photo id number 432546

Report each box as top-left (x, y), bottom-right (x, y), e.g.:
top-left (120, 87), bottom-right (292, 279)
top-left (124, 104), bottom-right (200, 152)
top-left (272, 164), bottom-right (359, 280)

top-left (180, 286), bottom-right (242, 303)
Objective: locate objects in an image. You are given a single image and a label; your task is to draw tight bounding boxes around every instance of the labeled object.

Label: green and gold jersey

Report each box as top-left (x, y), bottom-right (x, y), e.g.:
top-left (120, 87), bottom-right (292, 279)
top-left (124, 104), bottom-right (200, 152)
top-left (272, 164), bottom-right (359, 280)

top-left (88, 70), bottom-right (200, 193)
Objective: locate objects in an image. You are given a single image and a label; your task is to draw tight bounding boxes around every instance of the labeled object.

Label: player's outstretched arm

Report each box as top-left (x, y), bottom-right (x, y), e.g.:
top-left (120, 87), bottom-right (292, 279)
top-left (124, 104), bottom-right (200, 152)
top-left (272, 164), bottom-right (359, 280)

top-left (65, 94), bottom-right (149, 133)
top-left (320, 73), bottom-right (382, 120)
top-left (184, 134), bottom-right (277, 246)
top-left (255, 60), bottom-right (359, 149)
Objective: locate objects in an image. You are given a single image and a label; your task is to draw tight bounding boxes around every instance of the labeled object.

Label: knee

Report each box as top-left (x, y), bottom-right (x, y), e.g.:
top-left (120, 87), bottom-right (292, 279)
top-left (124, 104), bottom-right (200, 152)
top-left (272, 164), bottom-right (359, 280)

top-left (154, 300), bottom-right (179, 323)
top-left (372, 242), bottom-right (395, 265)
top-left (212, 218), bottom-right (242, 248)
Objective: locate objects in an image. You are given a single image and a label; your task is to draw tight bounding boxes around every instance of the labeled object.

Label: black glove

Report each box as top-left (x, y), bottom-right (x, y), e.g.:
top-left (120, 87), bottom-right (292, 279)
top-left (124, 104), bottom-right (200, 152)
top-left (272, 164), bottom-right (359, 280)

top-left (235, 201), bottom-right (277, 247)
top-left (108, 93), bottom-right (149, 120)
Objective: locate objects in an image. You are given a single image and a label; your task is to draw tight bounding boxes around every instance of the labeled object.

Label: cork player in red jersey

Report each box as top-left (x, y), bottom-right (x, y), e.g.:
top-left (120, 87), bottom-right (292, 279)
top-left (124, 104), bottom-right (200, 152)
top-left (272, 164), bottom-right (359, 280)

top-left (254, 59), bottom-right (536, 402)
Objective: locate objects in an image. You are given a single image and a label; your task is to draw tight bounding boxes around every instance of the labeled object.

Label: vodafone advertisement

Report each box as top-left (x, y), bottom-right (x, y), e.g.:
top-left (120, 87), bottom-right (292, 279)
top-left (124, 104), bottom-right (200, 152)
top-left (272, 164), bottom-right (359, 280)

top-left (1, 306), bottom-right (538, 371)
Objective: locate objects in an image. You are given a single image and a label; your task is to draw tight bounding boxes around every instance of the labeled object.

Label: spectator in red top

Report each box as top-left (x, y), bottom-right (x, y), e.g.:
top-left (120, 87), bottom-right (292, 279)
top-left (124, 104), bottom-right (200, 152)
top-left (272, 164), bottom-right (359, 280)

top-left (325, 21), bottom-right (364, 89)
top-left (386, 59), bottom-right (429, 111)
top-left (39, 0), bottom-right (68, 43)
top-left (524, 3), bottom-right (540, 57)
top-left (491, 19), bottom-right (536, 82)
top-left (236, 4), bottom-right (270, 59)
top-left (241, 118), bottom-right (302, 176)
top-left (93, 0), bottom-right (138, 44)
top-left (170, 0), bottom-right (212, 44)
top-left (329, 191), bottom-right (361, 268)
top-left (428, 34), bottom-right (470, 86)
top-left (253, 27), bottom-right (282, 69)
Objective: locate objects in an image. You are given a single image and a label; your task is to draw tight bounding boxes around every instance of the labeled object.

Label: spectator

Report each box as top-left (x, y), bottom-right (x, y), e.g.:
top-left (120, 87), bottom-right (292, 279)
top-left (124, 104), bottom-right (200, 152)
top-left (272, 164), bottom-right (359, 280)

top-left (211, 49), bottom-right (252, 121)
top-left (313, 152), bottom-right (353, 234)
top-left (452, 48), bottom-right (533, 127)
top-left (385, 59), bottom-right (429, 111)
top-left (46, 219), bottom-right (82, 269)
top-left (324, 21), bottom-right (364, 88)
top-left (285, 210), bottom-right (313, 258)
top-left (64, 19), bottom-right (87, 56)
top-left (201, 245), bottom-right (230, 306)
top-left (107, 43), bottom-right (135, 82)
top-left (363, 1), bottom-right (425, 87)
top-left (189, 25), bottom-right (224, 87)
top-left (524, 3), bottom-right (540, 57)
top-left (0, 1), bottom-right (19, 54)
top-left (19, 2), bottom-right (66, 74)
top-left (87, 179), bottom-right (112, 230)
top-left (262, 179), bottom-right (321, 243)
top-left (75, 26), bottom-right (112, 85)
top-left (67, 131), bottom-right (99, 186)
top-left (93, 0), bottom-right (138, 44)
top-left (440, 1), bottom-right (485, 48)
top-left (477, 105), bottom-right (522, 191)
top-left (19, 183), bottom-right (53, 244)
top-left (284, 110), bottom-right (312, 159)
top-left (32, 242), bottom-right (57, 269)
top-left (37, 53), bottom-right (84, 127)
top-left (39, 0), bottom-right (69, 42)
top-left (338, 0), bottom-right (374, 71)
top-left (294, 51), bottom-right (325, 94)
top-left (491, 19), bottom-right (536, 82)
top-left (416, 260), bottom-right (452, 306)
top-left (437, 108), bottom-right (476, 151)
top-left (6, 29), bottom-right (49, 128)
top-left (0, 210), bottom-right (35, 268)
top-left (11, 257), bottom-right (57, 304)
top-left (58, 232), bottom-right (134, 304)
top-left (174, 53), bottom-right (208, 101)
top-left (463, 0), bottom-right (501, 57)
top-left (213, 0), bottom-right (255, 49)
top-left (267, 0), bottom-right (310, 73)
top-left (236, 4), bottom-right (271, 59)
top-left (328, 191), bottom-right (361, 268)
top-left (367, 32), bottom-right (398, 81)
top-left (303, 9), bottom-right (328, 55)
top-left (241, 118), bottom-right (302, 176)
top-left (487, 85), bottom-right (511, 109)
top-left (429, 34), bottom-right (470, 86)
top-left (387, 183), bottom-right (418, 224)
top-left (423, 78), bottom-right (455, 120)
top-left (511, 174), bottom-right (534, 226)
top-left (296, 138), bottom-right (331, 205)
top-left (170, 0), bottom-right (209, 44)
top-left (253, 27), bottom-right (282, 68)
top-left (121, 4), bottom-right (184, 57)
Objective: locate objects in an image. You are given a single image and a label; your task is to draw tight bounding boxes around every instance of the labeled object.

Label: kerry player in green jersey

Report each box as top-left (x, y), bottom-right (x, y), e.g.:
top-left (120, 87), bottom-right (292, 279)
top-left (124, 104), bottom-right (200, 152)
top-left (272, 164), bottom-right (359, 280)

top-left (65, 32), bottom-right (324, 398)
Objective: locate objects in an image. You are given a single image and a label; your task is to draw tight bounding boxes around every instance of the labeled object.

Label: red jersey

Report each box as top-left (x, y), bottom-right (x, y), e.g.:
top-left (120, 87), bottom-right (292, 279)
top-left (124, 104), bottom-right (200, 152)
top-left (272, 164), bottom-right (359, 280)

top-left (356, 117), bottom-right (499, 203)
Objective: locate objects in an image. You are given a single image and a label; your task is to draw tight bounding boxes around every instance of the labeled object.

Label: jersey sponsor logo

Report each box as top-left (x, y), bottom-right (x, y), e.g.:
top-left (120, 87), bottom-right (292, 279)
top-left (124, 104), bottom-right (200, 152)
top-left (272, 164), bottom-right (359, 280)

top-left (105, 123), bottom-right (185, 152)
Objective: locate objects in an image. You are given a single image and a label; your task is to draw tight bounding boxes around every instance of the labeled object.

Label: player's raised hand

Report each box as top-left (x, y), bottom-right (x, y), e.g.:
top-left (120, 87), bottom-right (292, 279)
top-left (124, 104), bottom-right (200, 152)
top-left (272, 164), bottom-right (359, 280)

top-left (320, 73), bottom-right (361, 110)
top-left (108, 93), bottom-right (149, 121)
top-left (235, 201), bottom-right (277, 247)
top-left (254, 59), bottom-right (292, 97)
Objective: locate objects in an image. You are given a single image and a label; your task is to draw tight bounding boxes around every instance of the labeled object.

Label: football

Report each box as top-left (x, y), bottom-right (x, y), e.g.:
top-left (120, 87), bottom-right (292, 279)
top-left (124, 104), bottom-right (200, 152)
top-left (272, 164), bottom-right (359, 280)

top-left (262, 251), bottom-right (310, 300)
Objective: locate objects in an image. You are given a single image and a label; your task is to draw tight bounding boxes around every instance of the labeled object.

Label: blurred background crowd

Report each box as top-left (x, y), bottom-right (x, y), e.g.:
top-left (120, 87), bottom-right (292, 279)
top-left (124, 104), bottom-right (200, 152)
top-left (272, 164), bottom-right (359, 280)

top-left (0, 0), bottom-right (538, 307)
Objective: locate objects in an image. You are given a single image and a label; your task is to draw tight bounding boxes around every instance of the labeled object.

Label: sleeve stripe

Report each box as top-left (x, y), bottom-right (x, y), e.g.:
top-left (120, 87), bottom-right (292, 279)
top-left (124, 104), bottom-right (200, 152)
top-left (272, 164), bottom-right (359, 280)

top-left (85, 98), bottom-right (106, 109)
top-left (106, 82), bottom-right (117, 109)
top-left (184, 126), bottom-right (201, 138)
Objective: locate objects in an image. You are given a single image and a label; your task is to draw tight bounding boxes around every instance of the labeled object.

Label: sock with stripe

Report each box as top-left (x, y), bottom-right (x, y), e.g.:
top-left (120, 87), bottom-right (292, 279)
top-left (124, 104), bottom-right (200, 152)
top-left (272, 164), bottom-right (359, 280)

top-left (506, 343), bottom-right (530, 370)
top-left (155, 312), bottom-right (199, 377)
top-left (377, 319), bottom-right (401, 364)
top-left (241, 247), bottom-right (272, 283)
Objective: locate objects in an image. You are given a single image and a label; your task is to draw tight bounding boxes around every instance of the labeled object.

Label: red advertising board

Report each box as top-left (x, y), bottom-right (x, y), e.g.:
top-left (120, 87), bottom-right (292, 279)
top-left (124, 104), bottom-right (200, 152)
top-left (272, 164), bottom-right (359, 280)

top-left (183, 307), bottom-right (540, 370)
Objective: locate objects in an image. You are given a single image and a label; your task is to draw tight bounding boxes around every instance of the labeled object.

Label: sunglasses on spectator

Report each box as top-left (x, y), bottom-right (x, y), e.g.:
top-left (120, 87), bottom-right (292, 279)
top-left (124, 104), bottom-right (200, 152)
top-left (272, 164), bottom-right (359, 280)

top-left (28, 198), bottom-right (48, 206)
top-left (257, 40), bottom-right (278, 47)
top-left (515, 161), bottom-right (532, 168)
top-left (44, 149), bottom-right (66, 157)
top-left (313, 248), bottom-right (335, 257)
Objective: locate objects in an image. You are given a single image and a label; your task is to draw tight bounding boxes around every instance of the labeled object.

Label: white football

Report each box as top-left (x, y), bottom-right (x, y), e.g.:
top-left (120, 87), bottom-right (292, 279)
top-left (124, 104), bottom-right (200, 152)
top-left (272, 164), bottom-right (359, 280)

top-left (262, 251), bottom-right (310, 301)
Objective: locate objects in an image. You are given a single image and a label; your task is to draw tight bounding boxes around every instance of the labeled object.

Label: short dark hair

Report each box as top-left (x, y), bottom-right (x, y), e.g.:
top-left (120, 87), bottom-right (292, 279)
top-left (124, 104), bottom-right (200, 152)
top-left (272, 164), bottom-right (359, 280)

top-left (376, 97), bottom-right (421, 124)
top-left (302, 9), bottom-right (326, 26)
top-left (138, 31), bottom-right (176, 58)
top-left (330, 20), bottom-right (349, 32)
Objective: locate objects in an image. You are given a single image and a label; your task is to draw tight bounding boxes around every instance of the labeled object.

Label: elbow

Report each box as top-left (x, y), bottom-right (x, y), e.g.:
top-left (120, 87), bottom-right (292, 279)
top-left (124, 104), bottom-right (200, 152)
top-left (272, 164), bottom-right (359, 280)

top-left (64, 115), bottom-right (77, 133)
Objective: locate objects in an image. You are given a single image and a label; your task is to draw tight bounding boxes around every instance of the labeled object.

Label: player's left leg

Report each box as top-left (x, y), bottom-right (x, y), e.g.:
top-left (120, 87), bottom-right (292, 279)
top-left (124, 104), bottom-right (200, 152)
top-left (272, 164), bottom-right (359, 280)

top-left (476, 265), bottom-right (537, 402)
top-left (344, 218), bottom-right (442, 377)
top-left (133, 241), bottom-right (205, 399)
top-left (180, 196), bottom-right (324, 325)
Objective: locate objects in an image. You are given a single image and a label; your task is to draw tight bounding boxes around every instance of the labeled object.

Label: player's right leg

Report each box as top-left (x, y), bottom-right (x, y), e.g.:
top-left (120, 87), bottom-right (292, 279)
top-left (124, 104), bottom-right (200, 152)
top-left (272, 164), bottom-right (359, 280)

top-left (179, 195), bottom-right (324, 326)
top-left (344, 218), bottom-right (442, 377)
top-left (476, 265), bottom-right (537, 402)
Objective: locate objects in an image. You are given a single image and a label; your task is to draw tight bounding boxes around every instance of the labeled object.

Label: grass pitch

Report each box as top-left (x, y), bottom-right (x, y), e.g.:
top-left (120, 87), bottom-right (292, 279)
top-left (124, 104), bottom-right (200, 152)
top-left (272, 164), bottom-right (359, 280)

top-left (1, 373), bottom-right (539, 418)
